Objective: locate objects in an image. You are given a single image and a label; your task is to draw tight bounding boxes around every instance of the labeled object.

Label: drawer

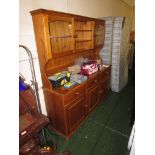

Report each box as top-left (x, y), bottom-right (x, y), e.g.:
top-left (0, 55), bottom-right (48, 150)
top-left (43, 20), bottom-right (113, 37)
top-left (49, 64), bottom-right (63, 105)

top-left (64, 83), bottom-right (86, 106)
top-left (87, 75), bottom-right (98, 90)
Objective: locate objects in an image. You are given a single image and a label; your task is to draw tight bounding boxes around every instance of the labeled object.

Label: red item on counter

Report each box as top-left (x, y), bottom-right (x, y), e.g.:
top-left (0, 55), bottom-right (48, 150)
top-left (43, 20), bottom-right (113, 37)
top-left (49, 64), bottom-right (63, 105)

top-left (81, 61), bottom-right (98, 76)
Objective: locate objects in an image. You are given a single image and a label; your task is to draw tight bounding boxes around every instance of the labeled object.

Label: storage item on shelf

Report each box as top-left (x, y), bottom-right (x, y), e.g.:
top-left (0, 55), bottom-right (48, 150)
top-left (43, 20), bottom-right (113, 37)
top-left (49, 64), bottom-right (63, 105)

top-left (98, 64), bottom-right (110, 71)
top-left (48, 71), bottom-right (71, 88)
top-left (95, 59), bottom-right (102, 70)
top-left (70, 73), bottom-right (87, 84)
top-left (81, 61), bottom-right (98, 76)
top-left (68, 65), bottom-right (81, 74)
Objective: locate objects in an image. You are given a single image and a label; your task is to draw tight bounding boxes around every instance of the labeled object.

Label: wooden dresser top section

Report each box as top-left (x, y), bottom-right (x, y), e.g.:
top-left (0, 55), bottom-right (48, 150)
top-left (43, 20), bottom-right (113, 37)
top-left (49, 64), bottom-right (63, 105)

top-left (30, 9), bottom-right (105, 89)
top-left (30, 9), bottom-right (103, 22)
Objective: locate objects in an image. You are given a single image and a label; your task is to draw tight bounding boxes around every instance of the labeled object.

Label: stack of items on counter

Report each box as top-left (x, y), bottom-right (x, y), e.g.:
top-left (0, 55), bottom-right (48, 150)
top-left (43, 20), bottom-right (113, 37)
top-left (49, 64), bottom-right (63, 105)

top-left (48, 57), bottom-right (103, 89)
top-left (48, 71), bottom-right (71, 88)
top-left (70, 73), bottom-right (87, 84)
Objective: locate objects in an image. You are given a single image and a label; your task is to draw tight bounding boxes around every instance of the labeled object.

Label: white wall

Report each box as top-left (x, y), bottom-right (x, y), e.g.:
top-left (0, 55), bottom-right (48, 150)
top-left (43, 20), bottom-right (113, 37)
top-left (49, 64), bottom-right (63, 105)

top-left (19, 0), bottom-right (133, 115)
top-left (67, 0), bottom-right (132, 18)
top-left (131, 7), bottom-right (135, 31)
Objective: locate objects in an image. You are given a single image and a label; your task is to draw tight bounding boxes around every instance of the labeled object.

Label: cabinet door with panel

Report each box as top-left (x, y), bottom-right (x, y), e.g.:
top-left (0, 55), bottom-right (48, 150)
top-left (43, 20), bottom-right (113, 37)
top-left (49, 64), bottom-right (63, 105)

top-left (48, 16), bottom-right (75, 58)
top-left (87, 86), bottom-right (99, 113)
top-left (98, 80), bottom-right (108, 103)
top-left (98, 68), bottom-right (111, 103)
top-left (65, 96), bottom-right (86, 134)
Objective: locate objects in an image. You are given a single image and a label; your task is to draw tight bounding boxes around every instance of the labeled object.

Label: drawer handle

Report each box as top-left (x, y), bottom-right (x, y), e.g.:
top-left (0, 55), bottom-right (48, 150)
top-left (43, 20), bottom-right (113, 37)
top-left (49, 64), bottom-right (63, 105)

top-left (75, 92), bottom-right (80, 96)
top-left (93, 80), bottom-right (97, 84)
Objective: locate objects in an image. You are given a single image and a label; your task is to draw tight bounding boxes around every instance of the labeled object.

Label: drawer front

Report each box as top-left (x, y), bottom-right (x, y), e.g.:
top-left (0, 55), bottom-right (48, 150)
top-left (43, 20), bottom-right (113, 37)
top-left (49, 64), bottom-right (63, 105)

top-left (64, 83), bottom-right (86, 106)
top-left (87, 75), bottom-right (98, 90)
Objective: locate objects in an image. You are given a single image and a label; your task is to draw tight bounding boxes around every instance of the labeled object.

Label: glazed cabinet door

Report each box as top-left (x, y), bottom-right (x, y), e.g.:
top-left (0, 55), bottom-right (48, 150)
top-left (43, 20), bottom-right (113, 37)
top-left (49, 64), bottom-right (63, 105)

top-left (94, 21), bottom-right (105, 48)
top-left (48, 16), bottom-right (75, 58)
top-left (87, 86), bottom-right (99, 113)
top-left (66, 96), bottom-right (86, 133)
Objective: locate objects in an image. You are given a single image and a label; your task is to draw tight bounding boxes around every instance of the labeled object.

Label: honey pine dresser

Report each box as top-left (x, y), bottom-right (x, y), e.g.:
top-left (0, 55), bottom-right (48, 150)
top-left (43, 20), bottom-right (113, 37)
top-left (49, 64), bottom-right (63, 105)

top-left (30, 9), bottom-right (111, 139)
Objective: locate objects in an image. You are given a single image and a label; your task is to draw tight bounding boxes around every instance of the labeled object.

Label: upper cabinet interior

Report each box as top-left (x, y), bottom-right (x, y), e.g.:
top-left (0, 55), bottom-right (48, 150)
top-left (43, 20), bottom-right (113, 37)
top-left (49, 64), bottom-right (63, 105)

top-left (74, 20), bottom-right (94, 52)
top-left (30, 9), bottom-right (105, 73)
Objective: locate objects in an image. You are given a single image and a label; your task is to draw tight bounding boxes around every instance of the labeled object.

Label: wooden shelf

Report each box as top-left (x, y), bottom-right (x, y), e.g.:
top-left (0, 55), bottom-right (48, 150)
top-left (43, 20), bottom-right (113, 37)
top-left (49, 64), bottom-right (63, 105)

top-left (76, 39), bottom-right (92, 43)
top-left (75, 30), bottom-right (92, 32)
top-left (50, 35), bottom-right (72, 39)
top-left (76, 48), bottom-right (93, 52)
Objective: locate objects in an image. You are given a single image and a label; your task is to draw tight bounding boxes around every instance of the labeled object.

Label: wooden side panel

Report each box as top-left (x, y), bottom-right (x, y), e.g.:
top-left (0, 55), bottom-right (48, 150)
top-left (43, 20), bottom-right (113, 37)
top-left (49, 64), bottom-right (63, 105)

top-left (43, 89), bottom-right (53, 118)
top-left (50, 91), bottom-right (67, 135)
top-left (31, 13), bottom-right (52, 89)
